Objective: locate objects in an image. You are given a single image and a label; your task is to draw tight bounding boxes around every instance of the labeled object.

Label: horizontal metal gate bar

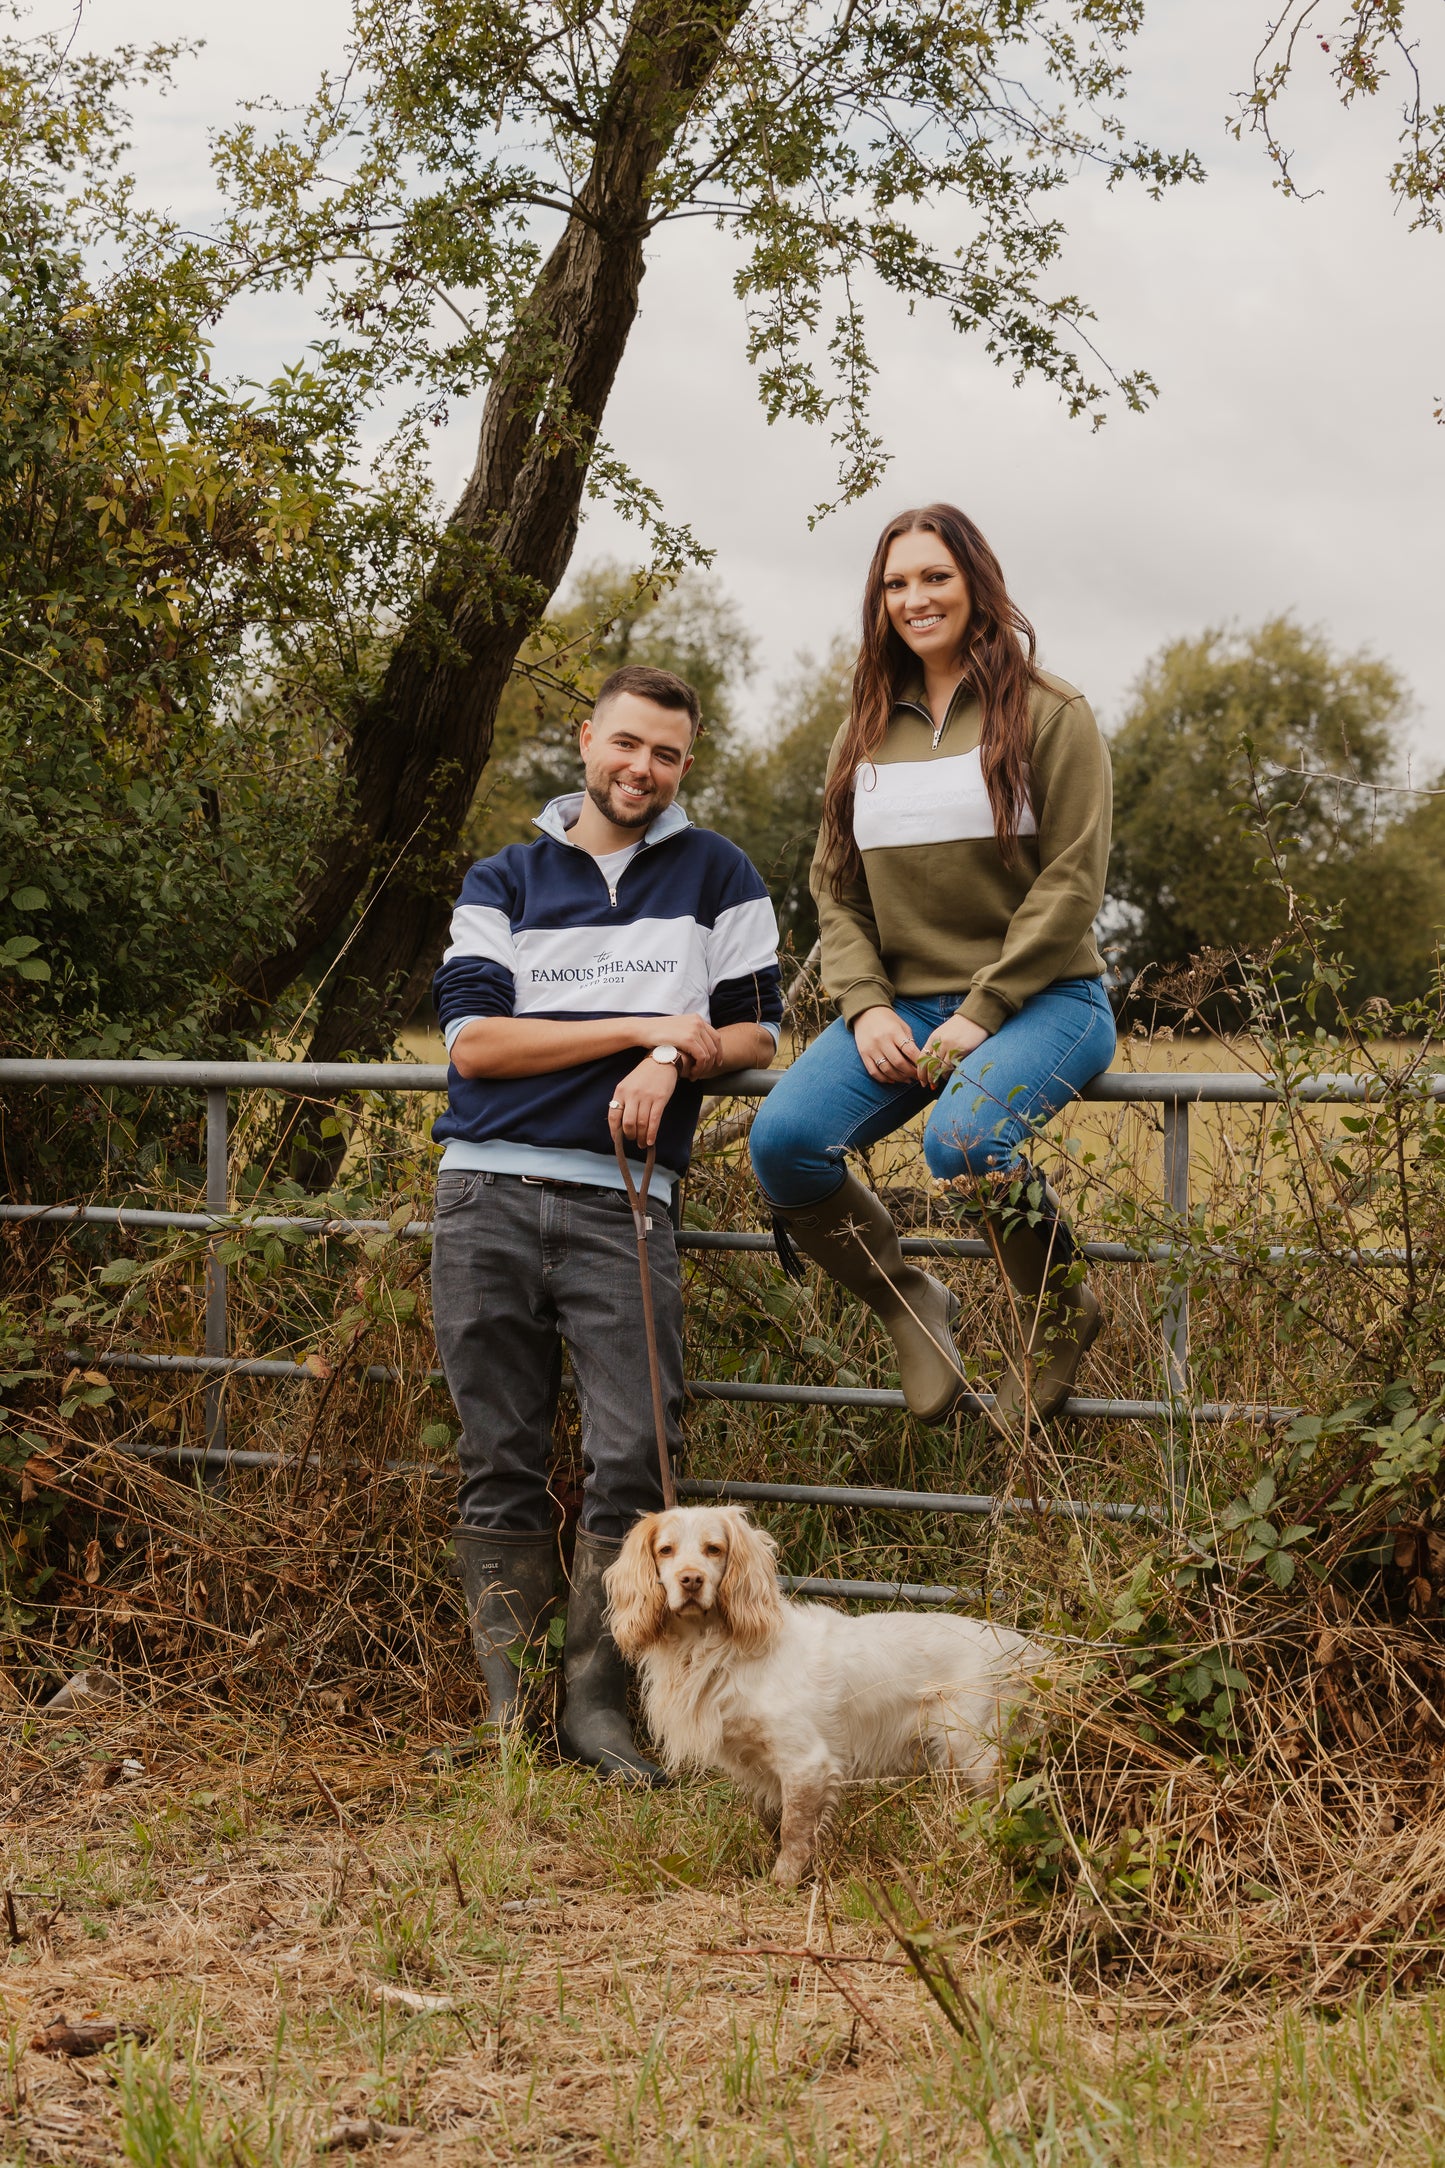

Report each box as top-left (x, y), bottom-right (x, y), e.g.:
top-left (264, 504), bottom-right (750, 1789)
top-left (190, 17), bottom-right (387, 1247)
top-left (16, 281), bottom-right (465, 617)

top-left (675, 1477), bottom-right (1160, 1524)
top-left (5, 1058), bottom-right (1444, 1102)
top-left (108, 1444), bottom-right (981, 1604)
top-left (777, 1576), bottom-right (973, 1605)
top-left (6, 1199), bottom-right (1417, 1269)
top-left (63, 1346), bottom-right (1302, 1427)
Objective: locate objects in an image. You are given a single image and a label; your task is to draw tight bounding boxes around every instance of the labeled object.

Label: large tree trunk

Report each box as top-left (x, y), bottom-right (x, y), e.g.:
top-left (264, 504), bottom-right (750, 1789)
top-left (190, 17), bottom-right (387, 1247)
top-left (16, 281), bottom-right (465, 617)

top-left (231, 3), bottom-right (746, 1178)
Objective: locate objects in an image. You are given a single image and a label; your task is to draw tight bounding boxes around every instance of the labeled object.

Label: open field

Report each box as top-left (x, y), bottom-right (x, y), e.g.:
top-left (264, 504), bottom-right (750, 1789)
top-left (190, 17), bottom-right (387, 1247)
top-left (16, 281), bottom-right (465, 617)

top-left (8, 1703), bottom-right (1445, 2167)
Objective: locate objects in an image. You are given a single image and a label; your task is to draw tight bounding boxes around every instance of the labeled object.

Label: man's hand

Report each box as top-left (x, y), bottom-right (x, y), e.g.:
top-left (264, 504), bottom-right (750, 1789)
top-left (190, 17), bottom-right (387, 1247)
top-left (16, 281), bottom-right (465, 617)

top-left (916, 1012), bottom-right (991, 1088)
top-left (635, 1012), bottom-right (723, 1077)
top-left (853, 1005), bottom-right (924, 1086)
top-left (608, 1054), bottom-right (679, 1151)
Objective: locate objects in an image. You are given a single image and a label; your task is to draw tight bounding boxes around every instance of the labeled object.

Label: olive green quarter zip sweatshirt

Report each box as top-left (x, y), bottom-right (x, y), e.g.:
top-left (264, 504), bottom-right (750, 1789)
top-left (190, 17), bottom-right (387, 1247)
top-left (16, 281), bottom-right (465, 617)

top-left (809, 670), bottom-right (1112, 1036)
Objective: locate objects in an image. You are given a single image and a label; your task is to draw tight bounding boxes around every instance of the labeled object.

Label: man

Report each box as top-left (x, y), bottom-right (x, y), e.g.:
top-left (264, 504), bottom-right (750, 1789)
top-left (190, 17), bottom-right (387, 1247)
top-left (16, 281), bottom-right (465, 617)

top-left (430, 662), bottom-right (782, 1781)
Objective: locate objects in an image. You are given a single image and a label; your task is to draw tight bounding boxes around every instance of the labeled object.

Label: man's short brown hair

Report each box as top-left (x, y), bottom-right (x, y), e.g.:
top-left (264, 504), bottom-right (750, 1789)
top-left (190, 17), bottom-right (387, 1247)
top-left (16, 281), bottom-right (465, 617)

top-left (592, 664), bottom-right (702, 743)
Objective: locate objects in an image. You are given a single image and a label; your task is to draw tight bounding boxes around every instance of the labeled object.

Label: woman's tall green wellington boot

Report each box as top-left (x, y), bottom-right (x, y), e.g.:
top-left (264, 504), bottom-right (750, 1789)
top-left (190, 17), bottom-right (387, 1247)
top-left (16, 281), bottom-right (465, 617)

top-left (770, 1171), bottom-right (964, 1425)
top-left (955, 1161), bottom-right (1100, 1430)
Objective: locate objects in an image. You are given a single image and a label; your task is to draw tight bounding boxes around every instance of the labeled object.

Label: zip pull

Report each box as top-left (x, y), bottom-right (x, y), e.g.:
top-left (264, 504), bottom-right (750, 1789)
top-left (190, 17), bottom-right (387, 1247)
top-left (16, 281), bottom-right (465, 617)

top-left (931, 719), bottom-right (945, 748)
top-left (608, 885), bottom-right (618, 907)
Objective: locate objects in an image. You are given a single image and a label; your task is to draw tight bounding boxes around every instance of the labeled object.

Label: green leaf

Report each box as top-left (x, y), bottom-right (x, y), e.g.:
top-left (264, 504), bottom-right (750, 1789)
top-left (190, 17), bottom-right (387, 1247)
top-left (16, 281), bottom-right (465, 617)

top-left (11, 886), bottom-right (47, 910)
top-left (1265, 1549), bottom-right (1297, 1590)
top-left (97, 1257), bottom-right (142, 1285)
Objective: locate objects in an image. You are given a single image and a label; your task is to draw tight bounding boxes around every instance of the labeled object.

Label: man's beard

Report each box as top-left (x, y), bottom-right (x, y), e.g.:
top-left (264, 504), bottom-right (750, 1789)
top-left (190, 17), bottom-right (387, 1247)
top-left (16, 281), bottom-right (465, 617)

top-left (586, 774), bottom-right (658, 830)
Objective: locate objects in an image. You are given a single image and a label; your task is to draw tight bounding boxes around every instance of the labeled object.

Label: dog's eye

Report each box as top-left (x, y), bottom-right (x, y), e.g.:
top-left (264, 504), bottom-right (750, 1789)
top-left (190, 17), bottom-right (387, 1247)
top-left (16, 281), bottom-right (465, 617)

top-left (655, 1544), bottom-right (674, 1558)
top-left (703, 1543), bottom-right (723, 1557)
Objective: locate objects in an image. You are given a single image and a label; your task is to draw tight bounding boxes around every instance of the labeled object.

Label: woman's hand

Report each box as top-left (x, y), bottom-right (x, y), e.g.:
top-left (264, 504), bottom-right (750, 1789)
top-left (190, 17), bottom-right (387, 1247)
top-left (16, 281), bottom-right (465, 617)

top-left (916, 1012), bottom-right (990, 1089)
top-left (853, 1006), bottom-right (924, 1086)
top-left (608, 1056), bottom-right (679, 1150)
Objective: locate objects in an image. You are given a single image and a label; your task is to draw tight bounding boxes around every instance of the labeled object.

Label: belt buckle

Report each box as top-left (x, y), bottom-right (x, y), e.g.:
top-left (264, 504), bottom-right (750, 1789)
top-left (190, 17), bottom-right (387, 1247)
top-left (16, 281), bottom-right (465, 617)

top-left (520, 1175), bottom-right (548, 1187)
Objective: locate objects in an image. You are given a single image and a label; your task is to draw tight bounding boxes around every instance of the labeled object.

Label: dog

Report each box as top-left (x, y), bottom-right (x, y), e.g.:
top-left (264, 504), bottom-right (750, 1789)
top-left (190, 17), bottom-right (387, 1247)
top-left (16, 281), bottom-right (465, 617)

top-left (605, 1505), bottom-right (1044, 1885)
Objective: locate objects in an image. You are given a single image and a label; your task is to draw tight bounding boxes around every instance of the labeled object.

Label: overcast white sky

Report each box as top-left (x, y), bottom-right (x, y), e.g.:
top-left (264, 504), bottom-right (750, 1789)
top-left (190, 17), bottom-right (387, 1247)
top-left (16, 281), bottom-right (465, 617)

top-left (49, 1), bottom-right (1445, 758)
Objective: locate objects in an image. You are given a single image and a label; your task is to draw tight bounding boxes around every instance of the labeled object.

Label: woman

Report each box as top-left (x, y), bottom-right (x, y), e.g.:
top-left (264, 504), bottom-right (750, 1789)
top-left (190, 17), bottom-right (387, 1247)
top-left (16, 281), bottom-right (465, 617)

top-left (749, 505), bottom-right (1115, 1431)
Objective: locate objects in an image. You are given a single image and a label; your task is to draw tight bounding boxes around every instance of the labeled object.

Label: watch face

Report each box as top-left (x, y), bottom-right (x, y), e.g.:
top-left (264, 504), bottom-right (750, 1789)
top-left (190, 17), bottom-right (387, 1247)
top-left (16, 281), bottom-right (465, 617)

top-left (652, 1044), bottom-right (679, 1064)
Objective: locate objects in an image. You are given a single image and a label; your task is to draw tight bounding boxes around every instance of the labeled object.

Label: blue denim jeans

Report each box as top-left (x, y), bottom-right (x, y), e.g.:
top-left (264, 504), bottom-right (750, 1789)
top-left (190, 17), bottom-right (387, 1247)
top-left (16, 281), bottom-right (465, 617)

top-left (749, 977), bottom-right (1117, 1210)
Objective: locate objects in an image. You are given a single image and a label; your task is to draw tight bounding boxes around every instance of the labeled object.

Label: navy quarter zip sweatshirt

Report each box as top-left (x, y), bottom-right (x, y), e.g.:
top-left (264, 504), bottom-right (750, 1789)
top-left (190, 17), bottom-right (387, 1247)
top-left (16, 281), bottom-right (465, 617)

top-left (432, 795), bottom-right (783, 1194)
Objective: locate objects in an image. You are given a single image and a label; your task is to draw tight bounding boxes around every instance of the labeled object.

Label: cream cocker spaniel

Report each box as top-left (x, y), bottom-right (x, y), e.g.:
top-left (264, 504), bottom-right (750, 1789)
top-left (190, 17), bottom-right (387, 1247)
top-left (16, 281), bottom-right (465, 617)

top-left (605, 1505), bottom-right (1044, 1885)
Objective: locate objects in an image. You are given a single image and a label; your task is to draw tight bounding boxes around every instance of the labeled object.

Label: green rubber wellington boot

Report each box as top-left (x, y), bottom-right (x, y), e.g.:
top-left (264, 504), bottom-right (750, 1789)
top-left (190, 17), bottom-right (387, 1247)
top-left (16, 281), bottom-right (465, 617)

top-left (557, 1531), bottom-right (665, 1787)
top-left (954, 1161), bottom-right (1100, 1431)
top-left (770, 1171), bottom-right (964, 1425)
top-left (456, 1527), bottom-right (557, 1732)
top-left (423, 1528), bottom-right (557, 1771)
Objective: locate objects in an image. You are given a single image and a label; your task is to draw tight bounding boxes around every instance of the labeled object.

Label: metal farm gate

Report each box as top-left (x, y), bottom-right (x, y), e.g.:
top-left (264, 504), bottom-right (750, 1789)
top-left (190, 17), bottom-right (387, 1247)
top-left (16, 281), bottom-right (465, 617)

top-left (2, 1057), bottom-right (1433, 1603)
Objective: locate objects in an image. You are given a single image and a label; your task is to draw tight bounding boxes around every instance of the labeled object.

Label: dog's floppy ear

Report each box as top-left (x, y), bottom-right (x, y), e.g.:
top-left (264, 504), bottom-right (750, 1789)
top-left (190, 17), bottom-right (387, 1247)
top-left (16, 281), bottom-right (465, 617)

top-left (716, 1510), bottom-right (783, 1654)
top-left (604, 1516), bottom-right (669, 1658)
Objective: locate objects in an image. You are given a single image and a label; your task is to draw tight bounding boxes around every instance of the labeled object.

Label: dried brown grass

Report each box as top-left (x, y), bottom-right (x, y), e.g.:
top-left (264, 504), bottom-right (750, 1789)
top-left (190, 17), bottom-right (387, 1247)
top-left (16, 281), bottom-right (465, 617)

top-left (9, 1697), bottom-right (1445, 2165)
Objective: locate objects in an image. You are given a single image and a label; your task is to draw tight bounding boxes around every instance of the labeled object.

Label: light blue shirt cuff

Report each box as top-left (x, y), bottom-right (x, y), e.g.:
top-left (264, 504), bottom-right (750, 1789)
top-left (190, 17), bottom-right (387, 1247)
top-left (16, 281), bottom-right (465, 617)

top-left (443, 1015), bottom-right (481, 1054)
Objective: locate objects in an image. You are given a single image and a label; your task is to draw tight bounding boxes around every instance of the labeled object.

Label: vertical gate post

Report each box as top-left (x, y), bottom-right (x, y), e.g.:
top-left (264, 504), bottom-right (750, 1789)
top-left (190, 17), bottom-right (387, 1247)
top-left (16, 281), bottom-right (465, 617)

top-left (203, 1088), bottom-right (228, 1461)
top-left (1161, 1096), bottom-right (1191, 1397)
top-left (1161, 1094), bottom-right (1191, 1518)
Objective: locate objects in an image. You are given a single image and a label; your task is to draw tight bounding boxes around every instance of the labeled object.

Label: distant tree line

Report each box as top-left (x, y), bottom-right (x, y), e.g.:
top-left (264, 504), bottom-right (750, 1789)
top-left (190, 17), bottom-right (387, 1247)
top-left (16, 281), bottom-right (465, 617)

top-left (1107, 618), bottom-right (1445, 1017)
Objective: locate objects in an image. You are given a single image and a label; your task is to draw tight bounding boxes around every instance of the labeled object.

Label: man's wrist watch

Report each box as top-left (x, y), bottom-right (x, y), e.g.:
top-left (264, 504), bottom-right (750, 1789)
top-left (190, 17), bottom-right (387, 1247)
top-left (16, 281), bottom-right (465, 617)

top-left (650, 1044), bottom-right (680, 1067)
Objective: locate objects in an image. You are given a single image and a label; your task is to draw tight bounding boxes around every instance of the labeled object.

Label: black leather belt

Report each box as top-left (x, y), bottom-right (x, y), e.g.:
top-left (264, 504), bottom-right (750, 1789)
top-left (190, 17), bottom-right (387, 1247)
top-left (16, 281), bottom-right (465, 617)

top-left (515, 1172), bottom-right (620, 1196)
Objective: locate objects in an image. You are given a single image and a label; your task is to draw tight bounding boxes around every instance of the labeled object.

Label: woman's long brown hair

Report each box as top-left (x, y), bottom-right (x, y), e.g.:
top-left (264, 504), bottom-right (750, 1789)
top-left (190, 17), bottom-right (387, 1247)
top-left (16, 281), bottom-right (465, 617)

top-left (820, 504), bottom-right (1044, 895)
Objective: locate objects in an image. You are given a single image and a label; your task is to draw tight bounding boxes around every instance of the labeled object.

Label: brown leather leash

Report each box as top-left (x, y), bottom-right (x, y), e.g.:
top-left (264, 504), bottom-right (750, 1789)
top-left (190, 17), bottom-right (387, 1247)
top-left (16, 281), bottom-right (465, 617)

top-left (612, 1130), bottom-right (678, 1511)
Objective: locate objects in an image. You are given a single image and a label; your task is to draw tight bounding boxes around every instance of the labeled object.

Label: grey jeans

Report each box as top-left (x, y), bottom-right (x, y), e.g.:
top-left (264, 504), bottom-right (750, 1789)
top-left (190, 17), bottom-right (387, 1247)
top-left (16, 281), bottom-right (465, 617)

top-left (430, 1170), bottom-right (683, 1541)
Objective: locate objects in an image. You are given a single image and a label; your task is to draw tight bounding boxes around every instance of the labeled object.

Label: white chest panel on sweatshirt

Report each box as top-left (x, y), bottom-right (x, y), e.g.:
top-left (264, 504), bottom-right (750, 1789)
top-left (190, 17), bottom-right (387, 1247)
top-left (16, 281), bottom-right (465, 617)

top-left (853, 746), bottom-right (1036, 852)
